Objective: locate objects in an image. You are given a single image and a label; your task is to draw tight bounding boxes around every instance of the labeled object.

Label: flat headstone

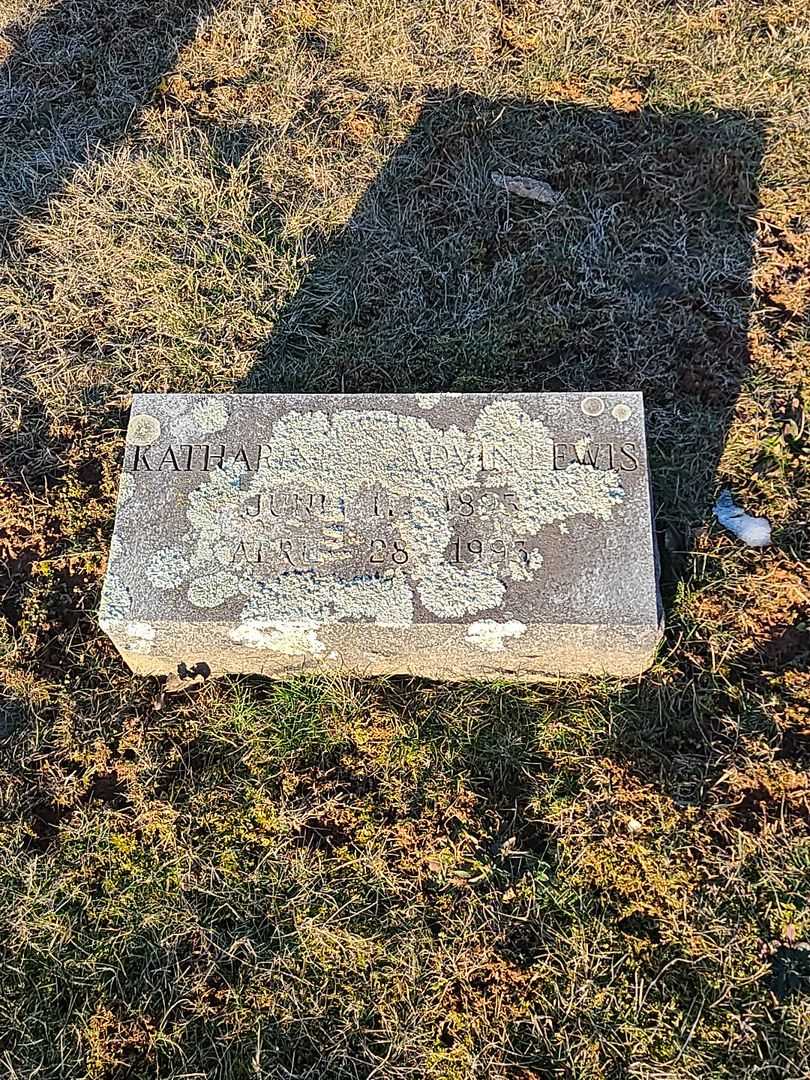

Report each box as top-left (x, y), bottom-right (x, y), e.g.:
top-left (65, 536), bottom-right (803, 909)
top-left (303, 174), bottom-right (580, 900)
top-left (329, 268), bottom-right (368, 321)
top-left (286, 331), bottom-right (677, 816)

top-left (100, 392), bottom-right (662, 679)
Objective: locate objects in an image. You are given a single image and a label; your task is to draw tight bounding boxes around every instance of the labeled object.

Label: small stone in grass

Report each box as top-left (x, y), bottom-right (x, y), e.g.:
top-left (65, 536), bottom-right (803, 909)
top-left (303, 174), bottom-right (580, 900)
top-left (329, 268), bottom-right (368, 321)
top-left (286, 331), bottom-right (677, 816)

top-left (491, 171), bottom-right (562, 205)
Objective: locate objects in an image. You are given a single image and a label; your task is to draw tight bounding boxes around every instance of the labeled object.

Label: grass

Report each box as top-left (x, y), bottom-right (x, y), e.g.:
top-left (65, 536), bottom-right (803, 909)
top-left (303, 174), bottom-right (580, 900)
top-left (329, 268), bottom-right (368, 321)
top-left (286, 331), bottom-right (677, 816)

top-left (1, 0), bottom-right (809, 1076)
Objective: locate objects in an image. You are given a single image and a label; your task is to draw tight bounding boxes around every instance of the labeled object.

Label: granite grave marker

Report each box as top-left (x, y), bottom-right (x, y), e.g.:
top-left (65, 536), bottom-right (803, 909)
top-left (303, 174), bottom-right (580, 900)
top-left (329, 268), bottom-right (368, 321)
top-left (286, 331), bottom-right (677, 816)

top-left (100, 392), bottom-right (662, 678)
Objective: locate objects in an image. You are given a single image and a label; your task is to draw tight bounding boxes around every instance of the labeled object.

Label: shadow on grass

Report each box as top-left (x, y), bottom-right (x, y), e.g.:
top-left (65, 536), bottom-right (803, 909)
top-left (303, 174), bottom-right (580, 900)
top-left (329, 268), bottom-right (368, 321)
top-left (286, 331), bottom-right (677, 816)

top-left (0, 0), bottom-right (214, 503)
top-left (0, 0), bottom-right (212, 236)
top-left (234, 91), bottom-right (795, 722)
top-left (0, 0), bottom-right (219, 651)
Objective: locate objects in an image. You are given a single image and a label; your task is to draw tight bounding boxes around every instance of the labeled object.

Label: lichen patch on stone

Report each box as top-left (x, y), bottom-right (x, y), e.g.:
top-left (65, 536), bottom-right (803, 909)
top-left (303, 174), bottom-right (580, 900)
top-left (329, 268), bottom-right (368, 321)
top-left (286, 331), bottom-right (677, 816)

top-left (98, 576), bottom-right (132, 626)
top-left (240, 569), bottom-right (414, 627)
top-left (193, 400), bottom-right (229, 431)
top-left (188, 569), bottom-right (242, 608)
top-left (126, 414), bottom-right (161, 446)
top-left (465, 620), bottom-right (527, 652)
top-left (117, 474), bottom-right (134, 506)
top-left (170, 399), bottom-right (230, 439)
top-left (417, 563), bottom-right (506, 618)
top-left (125, 621), bottom-right (156, 654)
top-left (581, 396), bottom-right (605, 417)
top-left (476, 402), bottom-right (624, 529)
top-left (146, 547), bottom-right (191, 591)
top-left (229, 620), bottom-right (326, 655)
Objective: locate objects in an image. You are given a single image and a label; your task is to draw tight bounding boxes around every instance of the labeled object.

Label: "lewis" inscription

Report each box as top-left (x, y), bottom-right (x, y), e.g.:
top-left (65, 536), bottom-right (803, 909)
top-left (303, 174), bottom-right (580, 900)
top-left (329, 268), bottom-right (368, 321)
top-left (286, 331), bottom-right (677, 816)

top-left (553, 441), bottom-right (639, 471)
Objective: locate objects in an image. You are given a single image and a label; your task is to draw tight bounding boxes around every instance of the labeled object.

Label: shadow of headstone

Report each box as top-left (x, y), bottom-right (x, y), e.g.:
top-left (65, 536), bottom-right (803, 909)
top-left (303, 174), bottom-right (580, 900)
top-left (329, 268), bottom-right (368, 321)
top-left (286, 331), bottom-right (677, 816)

top-left (0, 0), bottom-right (218, 657)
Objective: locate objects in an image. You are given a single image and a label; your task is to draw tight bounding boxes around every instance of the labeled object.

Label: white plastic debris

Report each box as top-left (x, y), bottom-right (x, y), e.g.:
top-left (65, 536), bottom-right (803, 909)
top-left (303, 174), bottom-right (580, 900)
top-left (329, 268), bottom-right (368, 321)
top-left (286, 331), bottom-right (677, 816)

top-left (491, 171), bottom-right (561, 205)
top-left (713, 489), bottom-right (771, 548)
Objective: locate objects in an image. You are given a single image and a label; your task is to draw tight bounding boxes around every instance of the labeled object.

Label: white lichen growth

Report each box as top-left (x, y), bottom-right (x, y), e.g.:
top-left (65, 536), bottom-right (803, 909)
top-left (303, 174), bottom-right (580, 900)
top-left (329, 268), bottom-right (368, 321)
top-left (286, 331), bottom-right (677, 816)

top-left (507, 547), bottom-right (544, 582)
top-left (188, 569), bottom-right (243, 608)
top-left (581, 396), bottom-right (604, 417)
top-left (124, 620), bottom-right (155, 654)
top-left (191, 400), bottom-right (229, 433)
top-left (477, 403), bottom-right (624, 527)
top-left (239, 570), bottom-right (414, 627)
top-left (465, 620), bottom-right (527, 652)
top-left (98, 576), bottom-right (132, 627)
top-left (126, 413), bottom-right (161, 446)
top-left (417, 563), bottom-right (506, 618)
top-left (171, 399), bottom-right (230, 439)
top-left (117, 474), bottom-right (134, 506)
top-left (229, 620), bottom-right (326, 655)
top-left (146, 547), bottom-right (191, 590)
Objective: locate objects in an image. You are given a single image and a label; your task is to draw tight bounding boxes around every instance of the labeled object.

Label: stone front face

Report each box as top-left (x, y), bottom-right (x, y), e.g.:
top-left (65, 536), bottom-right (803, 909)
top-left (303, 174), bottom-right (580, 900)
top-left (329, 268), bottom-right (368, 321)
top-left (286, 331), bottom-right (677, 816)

top-left (100, 393), bottom-right (662, 679)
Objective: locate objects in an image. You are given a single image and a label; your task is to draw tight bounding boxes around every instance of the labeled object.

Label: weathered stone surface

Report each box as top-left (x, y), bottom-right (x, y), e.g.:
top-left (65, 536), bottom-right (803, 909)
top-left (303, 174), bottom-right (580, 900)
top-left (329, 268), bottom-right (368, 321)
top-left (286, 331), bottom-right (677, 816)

top-left (100, 392), bottom-right (662, 679)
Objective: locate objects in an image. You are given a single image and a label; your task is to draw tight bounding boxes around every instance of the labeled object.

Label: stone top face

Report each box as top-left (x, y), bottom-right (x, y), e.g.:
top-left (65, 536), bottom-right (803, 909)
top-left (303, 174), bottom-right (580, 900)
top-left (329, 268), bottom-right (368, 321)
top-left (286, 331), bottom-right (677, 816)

top-left (101, 392), bottom-right (660, 670)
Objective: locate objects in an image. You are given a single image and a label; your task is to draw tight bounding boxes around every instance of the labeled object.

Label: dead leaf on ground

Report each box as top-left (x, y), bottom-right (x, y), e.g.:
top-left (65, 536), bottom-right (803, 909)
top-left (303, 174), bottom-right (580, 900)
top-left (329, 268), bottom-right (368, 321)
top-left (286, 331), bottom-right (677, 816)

top-left (158, 73), bottom-right (195, 104)
top-left (547, 79), bottom-right (588, 103)
top-left (491, 172), bottom-right (562, 205)
top-left (498, 19), bottom-right (540, 54)
top-left (343, 113), bottom-right (376, 145)
top-left (609, 86), bottom-right (645, 113)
